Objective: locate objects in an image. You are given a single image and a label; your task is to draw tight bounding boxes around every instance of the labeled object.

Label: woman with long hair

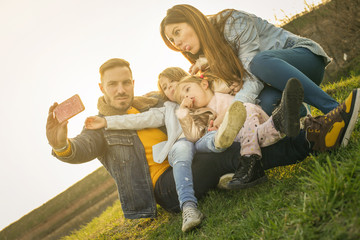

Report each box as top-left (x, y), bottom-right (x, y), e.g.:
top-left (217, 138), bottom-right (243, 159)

top-left (160, 4), bottom-right (339, 116)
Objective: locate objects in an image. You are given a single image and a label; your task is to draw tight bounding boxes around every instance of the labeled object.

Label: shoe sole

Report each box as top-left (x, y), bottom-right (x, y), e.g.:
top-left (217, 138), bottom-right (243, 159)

top-left (217, 173), bottom-right (235, 190)
top-left (341, 88), bottom-right (360, 147)
top-left (215, 101), bottom-right (246, 149)
top-left (227, 175), bottom-right (268, 190)
top-left (283, 78), bottom-right (304, 137)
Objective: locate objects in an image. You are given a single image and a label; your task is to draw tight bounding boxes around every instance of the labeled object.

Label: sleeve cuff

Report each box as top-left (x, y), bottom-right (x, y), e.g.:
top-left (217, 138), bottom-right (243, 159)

top-left (176, 108), bottom-right (189, 119)
top-left (53, 139), bottom-right (72, 157)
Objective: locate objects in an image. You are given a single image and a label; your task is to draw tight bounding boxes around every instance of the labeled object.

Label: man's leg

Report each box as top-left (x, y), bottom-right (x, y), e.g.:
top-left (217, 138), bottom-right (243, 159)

top-left (155, 91), bottom-right (359, 210)
top-left (154, 144), bottom-right (241, 213)
top-left (154, 132), bottom-right (311, 212)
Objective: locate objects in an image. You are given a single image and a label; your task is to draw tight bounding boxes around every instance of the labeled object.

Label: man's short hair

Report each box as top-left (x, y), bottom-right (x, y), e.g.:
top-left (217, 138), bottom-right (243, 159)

top-left (99, 58), bottom-right (133, 81)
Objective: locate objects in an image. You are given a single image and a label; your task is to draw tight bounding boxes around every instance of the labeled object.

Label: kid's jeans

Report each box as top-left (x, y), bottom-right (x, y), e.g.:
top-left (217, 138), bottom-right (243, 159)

top-left (168, 134), bottom-right (225, 209)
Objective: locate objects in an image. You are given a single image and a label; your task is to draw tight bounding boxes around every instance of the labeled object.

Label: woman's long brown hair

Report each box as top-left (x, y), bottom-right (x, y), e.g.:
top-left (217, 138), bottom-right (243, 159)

top-left (160, 4), bottom-right (248, 88)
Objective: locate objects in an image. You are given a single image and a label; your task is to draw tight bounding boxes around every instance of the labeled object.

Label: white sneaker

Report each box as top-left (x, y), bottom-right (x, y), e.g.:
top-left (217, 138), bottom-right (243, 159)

top-left (182, 206), bottom-right (204, 232)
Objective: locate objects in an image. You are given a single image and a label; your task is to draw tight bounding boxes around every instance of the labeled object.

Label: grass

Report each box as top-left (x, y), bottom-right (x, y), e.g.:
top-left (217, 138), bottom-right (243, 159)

top-left (62, 74), bottom-right (360, 239)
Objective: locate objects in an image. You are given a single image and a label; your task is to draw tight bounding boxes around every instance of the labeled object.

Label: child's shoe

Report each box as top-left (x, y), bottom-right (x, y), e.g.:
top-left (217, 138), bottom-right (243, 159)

top-left (272, 78), bottom-right (304, 137)
top-left (181, 205), bottom-right (204, 232)
top-left (227, 154), bottom-right (267, 190)
top-left (214, 101), bottom-right (246, 149)
top-left (304, 88), bottom-right (360, 152)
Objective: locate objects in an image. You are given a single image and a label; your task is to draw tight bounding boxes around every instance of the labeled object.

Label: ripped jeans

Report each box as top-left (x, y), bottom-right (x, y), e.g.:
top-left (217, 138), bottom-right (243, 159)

top-left (168, 132), bottom-right (225, 209)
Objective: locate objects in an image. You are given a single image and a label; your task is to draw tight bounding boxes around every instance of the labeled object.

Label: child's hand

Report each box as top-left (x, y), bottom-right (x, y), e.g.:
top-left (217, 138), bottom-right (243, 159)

top-left (208, 111), bottom-right (225, 131)
top-left (189, 56), bottom-right (209, 75)
top-left (180, 97), bottom-right (194, 109)
top-left (85, 116), bottom-right (107, 129)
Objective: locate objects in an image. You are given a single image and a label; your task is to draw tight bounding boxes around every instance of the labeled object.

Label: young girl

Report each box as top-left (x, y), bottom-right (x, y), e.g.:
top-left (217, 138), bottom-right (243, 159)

top-left (85, 67), bottom-right (247, 233)
top-left (160, 4), bottom-right (339, 118)
top-left (173, 73), bottom-right (304, 189)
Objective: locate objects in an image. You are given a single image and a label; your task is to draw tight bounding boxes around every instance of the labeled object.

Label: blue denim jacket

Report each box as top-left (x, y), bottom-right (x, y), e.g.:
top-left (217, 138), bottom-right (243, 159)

top-left (219, 9), bottom-right (331, 104)
top-left (53, 99), bottom-right (166, 219)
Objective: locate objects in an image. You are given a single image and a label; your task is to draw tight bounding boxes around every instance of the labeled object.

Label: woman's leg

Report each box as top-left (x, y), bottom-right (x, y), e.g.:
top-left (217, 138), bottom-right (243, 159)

top-left (250, 47), bottom-right (338, 114)
top-left (167, 138), bottom-right (197, 209)
top-left (256, 84), bottom-right (282, 116)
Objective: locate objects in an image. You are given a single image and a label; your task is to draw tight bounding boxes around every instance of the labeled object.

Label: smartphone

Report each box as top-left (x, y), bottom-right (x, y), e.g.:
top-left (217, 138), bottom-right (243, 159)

top-left (53, 94), bottom-right (85, 123)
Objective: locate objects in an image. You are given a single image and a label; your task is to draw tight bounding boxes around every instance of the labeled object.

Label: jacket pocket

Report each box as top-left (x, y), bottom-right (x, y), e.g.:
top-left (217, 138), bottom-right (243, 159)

top-left (104, 130), bottom-right (135, 163)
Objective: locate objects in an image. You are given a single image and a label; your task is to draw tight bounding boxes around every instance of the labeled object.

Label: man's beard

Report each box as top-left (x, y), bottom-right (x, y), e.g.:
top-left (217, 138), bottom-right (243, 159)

top-left (105, 93), bottom-right (133, 113)
top-left (117, 101), bottom-right (131, 112)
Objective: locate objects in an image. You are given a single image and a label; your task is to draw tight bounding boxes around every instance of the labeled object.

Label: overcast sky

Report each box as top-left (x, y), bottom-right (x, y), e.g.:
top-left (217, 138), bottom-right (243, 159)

top-left (0, 0), bottom-right (323, 230)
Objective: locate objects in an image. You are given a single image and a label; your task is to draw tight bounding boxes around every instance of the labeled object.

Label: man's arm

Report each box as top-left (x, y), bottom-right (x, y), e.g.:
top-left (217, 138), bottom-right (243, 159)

top-left (47, 103), bottom-right (105, 164)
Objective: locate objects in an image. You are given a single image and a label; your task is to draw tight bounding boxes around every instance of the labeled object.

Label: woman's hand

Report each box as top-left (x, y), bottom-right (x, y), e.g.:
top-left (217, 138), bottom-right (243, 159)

top-left (229, 81), bottom-right (241, 95)
top-left (85, 116), bottom-right (107, 129)
top-left (189, 56), bottom-right (209, 75)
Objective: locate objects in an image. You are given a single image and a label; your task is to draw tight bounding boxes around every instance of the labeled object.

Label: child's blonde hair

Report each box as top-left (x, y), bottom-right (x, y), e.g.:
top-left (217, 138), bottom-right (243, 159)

top-left (157, 67), bottom-right (189, 100)
top-left (174, 72), bottom-right (220, 104)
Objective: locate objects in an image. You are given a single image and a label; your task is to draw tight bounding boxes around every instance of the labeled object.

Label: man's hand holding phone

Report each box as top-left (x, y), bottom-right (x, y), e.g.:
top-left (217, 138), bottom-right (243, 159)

top-left (46, 94), bottom-right (85, 151)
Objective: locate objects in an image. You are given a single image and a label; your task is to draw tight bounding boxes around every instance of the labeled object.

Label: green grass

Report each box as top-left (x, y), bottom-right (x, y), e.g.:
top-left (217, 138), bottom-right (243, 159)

top-left (62, 74), bottom-right (360, 239)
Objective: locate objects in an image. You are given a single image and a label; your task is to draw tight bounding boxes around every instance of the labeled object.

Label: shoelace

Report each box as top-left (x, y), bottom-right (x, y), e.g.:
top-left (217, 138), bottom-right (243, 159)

top-left (233, 159), bottom-right (256, 179)
top-left (306, 114), bottom-right (322, 126)
top-left (306, 101), bottom-right (344, 130)
top-left (183, 207), bottom-right (199, 221)
top-left (305, 114), bottom-right (323, 133)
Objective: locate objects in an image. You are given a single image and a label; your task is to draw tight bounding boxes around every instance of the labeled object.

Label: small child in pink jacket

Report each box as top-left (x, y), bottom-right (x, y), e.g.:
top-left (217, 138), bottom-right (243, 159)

top-left (174, 73), bottom-right (304, 189)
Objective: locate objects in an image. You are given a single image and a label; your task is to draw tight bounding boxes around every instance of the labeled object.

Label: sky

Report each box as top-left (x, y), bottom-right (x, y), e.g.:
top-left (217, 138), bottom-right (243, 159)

top-left (0, 0), bottom-right (323, 230)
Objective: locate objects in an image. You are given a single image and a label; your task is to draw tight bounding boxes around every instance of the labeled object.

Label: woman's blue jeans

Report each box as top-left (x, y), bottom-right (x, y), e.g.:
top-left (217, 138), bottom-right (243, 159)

top-left (250, 47), bottom-right (339, 115)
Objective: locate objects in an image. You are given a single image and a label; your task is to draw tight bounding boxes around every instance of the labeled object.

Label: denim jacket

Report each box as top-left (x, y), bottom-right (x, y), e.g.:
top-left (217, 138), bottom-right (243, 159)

top-left (221, 9), bottom-right (331, 69)
top-left (217, 9), bottom-right (331, 104)
top-left (52, 97), bottom-right (165, 219)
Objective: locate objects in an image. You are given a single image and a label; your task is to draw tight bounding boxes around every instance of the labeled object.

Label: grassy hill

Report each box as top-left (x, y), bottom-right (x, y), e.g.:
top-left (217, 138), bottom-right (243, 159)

top-left (60, 74), bottom-right (360, 239)
top-left (0, 167), bottom-right (117, 240)
top-left (281, 0), bottom-right (360, 83)
top-left (1, 0), bottom-right (359, 239)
